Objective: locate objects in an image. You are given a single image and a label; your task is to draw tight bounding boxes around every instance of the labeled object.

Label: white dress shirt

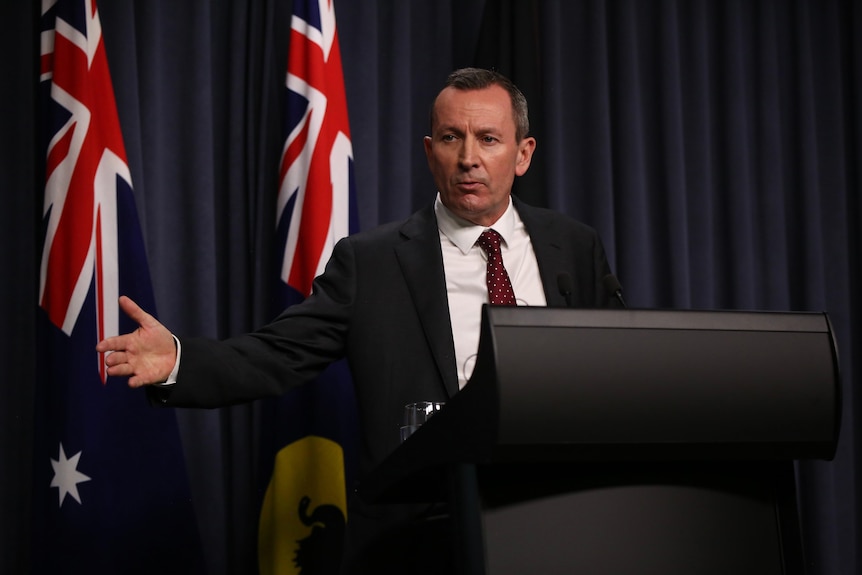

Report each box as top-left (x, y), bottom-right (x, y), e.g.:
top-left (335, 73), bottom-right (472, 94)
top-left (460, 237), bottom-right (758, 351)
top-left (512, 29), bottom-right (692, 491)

top-left (434, 194), bottom-right (546, 388)
top-left (166, 196), bottom-right (547, 389)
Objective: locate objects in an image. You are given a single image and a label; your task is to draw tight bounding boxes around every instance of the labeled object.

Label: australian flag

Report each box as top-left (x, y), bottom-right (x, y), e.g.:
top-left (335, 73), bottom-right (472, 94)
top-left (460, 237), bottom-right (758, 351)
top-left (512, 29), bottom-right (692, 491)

top-left (34, 0), bottom-right (204, 572)
top-left (258, 0), bottom-right (359, 573)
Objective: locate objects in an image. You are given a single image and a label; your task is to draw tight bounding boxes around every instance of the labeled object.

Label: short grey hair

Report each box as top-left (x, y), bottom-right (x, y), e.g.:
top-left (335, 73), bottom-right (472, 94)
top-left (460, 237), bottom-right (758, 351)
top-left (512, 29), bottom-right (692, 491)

top-left (431, 67), bottom-right (531, 142)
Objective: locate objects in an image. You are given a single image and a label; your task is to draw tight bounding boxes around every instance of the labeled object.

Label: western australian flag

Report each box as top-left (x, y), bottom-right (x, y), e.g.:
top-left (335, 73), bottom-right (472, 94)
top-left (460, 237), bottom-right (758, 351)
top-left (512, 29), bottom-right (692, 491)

top-left (34, 0), bottom-right (204, 572)
top-left (257, 0), bottom-right (359, 573)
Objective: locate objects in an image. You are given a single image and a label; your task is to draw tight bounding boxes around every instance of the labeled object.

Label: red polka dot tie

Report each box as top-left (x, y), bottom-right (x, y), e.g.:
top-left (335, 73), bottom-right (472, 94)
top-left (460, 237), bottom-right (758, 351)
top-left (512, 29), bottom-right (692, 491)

top-left (477, 229), bottom-right (517, 306)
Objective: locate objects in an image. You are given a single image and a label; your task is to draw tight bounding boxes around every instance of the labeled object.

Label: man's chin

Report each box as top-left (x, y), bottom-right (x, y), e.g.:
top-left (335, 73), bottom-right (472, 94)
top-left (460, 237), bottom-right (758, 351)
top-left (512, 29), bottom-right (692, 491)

top-left (452, 203), bottom-right (504, 227)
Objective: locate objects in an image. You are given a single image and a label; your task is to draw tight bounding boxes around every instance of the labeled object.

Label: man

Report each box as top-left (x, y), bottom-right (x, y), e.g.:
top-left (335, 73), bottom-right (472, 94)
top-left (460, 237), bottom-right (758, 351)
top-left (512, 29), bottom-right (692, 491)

top-left (97, 68), bottom-right (616, 572)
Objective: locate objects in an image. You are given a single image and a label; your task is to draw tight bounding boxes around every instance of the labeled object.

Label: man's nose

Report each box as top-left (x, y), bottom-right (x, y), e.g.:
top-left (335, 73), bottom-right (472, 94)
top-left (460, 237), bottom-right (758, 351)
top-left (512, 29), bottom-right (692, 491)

top-left (458, 137), bottom-right (479, 168)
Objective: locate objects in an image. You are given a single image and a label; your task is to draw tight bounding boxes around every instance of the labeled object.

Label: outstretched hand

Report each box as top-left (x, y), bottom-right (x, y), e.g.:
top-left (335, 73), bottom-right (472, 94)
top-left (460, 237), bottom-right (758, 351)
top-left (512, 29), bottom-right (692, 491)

top-left (96, 296), bottom-right (177, 388)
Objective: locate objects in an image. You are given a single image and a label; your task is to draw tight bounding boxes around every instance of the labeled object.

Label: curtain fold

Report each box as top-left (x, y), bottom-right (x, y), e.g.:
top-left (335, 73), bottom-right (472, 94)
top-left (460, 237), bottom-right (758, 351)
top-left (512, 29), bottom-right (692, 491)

top-left (4, 0), bottom-right (860, 573)
top-left (0, 3), bottom-right (38, 572)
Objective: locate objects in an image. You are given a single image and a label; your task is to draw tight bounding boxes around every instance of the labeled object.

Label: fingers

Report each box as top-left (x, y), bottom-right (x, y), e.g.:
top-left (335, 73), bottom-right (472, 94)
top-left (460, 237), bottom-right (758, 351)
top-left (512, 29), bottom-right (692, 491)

top-left (95, 297), bottom-right (158, 353)
top-left (103, 350), bottom-right (126, 367)
top-left (95, 298), bottom-right (147, 354)
top-left (102, 355), bottom-right (132, 378)
top-left (100, 349), bottom-right (165, 387)
top-left (96, 333), bottom-right (128, 353)
top-left (95, 296), bottom-right (176, 388)
top-left (127, 375), bottom-right (153, 389)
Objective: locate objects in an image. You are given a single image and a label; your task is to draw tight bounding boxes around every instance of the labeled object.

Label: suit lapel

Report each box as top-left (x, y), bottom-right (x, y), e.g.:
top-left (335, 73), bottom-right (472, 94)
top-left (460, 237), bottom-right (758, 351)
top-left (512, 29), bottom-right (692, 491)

top-left (392, 200), bottom-right (573, 397)
top-left (515, 199), bottom-right (570, 307)
top-left (394, 207), bottom-right (460, 397)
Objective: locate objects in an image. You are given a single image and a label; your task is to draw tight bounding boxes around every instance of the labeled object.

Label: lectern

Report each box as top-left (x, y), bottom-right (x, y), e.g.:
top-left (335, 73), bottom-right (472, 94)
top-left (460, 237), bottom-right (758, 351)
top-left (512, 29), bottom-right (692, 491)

top-left (359, 306), bottom-right (840, 575)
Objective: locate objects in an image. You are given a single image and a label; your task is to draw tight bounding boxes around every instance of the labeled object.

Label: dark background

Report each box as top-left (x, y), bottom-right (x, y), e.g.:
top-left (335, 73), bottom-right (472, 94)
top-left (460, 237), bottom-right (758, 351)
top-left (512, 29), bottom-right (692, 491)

top-left (2, 1), bottom-right (860, 573)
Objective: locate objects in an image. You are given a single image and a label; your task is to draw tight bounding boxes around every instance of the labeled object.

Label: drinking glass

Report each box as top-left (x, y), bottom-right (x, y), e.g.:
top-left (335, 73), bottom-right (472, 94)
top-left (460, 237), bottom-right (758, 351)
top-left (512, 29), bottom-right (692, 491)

top-left (400, 401), bottom-right (445, 442)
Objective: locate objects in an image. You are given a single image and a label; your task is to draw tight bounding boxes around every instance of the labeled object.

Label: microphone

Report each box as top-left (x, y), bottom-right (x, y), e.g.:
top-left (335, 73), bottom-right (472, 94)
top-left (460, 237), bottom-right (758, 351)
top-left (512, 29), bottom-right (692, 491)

top-left (557, 273), bottom-right (574, 308)
top-left (603, 274), bottom-right (627, 308)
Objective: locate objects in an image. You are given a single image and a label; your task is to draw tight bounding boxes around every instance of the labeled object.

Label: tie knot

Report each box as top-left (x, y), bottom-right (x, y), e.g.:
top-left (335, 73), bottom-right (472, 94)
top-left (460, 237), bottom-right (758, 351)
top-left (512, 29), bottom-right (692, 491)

top-left (477, 229), bottom-right (503, 256)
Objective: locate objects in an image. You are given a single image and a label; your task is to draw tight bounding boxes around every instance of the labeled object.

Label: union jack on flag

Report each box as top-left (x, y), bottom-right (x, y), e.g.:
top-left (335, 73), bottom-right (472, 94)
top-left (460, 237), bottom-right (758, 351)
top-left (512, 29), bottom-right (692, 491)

top-left (259, 0), bottom-right (359, 573)
top-left (34, 1), bottom-right (203, 572)
top-left (276, 0), bottom-right (357, 298)
top-left (39, 0), bottom-right (127, 379)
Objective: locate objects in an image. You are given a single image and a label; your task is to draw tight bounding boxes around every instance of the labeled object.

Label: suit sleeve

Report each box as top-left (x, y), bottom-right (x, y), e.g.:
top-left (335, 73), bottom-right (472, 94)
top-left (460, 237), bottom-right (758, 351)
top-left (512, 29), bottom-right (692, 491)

top-left (157, 236), bottom-right (357, 408)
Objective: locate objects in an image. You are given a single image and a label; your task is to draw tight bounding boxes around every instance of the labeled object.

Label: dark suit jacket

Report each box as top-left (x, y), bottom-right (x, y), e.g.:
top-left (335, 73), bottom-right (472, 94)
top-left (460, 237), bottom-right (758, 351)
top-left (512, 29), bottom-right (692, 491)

top-left (162, 197), bottom-right (614, 571)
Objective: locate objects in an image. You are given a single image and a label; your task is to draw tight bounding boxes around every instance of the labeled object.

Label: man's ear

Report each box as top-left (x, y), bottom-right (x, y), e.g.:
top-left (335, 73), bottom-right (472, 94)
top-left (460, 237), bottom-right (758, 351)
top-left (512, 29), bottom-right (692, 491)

top-left (515, 137), bottom-right (537, 177)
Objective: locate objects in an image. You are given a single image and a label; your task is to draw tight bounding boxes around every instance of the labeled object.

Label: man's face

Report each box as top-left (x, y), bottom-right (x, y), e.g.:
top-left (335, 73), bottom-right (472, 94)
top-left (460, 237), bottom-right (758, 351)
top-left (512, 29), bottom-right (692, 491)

top-left (424, 85), bottom-right (536, 227)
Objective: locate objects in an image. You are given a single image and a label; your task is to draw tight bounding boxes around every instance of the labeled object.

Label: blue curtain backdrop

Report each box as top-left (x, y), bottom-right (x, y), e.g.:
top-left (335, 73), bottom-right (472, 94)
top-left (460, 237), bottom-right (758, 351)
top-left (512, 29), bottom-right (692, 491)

top-left (3, 1), bottom-right (859, 574)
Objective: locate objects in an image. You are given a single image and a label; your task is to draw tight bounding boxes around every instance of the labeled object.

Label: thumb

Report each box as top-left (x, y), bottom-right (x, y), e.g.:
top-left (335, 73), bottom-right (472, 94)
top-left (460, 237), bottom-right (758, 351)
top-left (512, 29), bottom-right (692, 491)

top-left (118, 295), bottom-right (156, 328)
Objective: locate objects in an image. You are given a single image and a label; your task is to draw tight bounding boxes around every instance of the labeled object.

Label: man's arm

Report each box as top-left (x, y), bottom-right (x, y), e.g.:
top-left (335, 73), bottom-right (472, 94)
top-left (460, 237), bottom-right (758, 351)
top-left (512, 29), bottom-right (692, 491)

top-left (95, 295), bottom-right (177, 388)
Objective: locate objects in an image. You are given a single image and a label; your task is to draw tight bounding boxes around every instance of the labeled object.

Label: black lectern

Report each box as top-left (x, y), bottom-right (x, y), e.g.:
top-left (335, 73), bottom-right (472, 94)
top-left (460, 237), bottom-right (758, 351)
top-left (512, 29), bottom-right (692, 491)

top-left (359, 307), bottom-right (840, 575)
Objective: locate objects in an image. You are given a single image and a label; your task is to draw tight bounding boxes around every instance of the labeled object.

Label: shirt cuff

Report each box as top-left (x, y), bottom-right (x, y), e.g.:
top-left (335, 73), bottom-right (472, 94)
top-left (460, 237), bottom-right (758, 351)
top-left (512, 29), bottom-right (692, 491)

top-left (157, 334), bottom-right (181, 387)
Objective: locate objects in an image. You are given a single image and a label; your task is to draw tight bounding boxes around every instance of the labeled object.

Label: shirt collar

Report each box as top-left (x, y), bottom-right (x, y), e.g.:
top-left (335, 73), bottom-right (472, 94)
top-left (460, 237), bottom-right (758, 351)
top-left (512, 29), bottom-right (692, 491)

top-left (434, 193), bottom-right (516, 255)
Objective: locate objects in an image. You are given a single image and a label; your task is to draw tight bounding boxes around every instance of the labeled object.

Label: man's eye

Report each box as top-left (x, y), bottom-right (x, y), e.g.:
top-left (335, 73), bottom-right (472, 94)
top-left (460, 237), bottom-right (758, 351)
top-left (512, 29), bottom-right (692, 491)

top-left (482, 136), bottom-right (497, 143)
top-left (441, 134), bottom-right (456, 142)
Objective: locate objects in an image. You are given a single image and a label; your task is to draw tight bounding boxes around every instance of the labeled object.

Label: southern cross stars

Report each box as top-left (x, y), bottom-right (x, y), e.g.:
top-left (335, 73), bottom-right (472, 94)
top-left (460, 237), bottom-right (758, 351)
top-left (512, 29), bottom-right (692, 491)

top-left (50, 443), bottom-right (91, 507)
